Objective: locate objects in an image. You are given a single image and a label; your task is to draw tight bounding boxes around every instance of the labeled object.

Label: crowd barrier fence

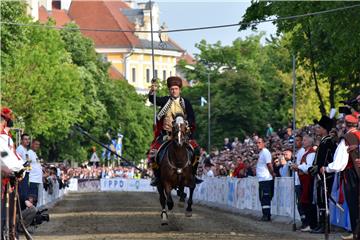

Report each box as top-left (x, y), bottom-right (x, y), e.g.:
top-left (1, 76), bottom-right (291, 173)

top-left (66, 175), bottom-right (351, 231)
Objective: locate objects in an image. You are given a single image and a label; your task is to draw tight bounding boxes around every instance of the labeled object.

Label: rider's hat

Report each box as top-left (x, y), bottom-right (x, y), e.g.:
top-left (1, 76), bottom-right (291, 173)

top-left (167, 76), bottom-right (183, 88)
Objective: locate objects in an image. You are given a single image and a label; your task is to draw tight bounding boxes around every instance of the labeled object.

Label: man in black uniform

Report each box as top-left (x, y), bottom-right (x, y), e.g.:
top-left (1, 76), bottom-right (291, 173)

top-left (309, 115), bottom-right (337, 234)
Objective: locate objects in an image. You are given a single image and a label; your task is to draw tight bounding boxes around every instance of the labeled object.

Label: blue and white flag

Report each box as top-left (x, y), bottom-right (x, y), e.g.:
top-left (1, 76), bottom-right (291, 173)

top-left (200, 96), bottom-right (208, 107)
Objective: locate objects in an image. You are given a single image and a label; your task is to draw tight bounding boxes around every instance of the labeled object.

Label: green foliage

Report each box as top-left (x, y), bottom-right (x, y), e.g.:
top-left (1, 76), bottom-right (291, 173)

top-left (181, 34), bottom-right (328, 149)
top-left (1, 7), bottom-right (153, 164)
top-left (2, 23), bottom-right (85, 141)
top-left (240, 1), bottom-right (360, 114)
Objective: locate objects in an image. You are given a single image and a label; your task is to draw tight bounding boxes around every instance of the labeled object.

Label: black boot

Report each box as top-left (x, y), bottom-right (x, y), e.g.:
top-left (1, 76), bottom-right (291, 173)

top-left (311, 210), bottom-right (325, 234)
top-left (150, 168), bottom-right (160, 187)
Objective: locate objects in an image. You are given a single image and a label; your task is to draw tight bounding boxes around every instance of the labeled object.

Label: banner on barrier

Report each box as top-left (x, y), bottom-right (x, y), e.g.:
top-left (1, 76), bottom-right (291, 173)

top-left (100, 178), bottom-right (156, 192)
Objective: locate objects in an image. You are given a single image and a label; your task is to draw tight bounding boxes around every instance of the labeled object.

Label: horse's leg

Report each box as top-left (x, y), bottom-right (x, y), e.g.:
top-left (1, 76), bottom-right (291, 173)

top-left (157, 185), bottom-right (168, 225)
top-left (164, 184), bottom-right (174, 211)
top-left (178, 186), bottom-right (186, 208)
top-left (185, 186), bottom-right (195, 217)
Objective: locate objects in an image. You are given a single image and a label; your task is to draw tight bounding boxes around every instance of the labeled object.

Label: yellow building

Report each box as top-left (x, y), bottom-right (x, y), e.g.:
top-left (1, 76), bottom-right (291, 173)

top-left (30, 0), bottom-right (191, 94)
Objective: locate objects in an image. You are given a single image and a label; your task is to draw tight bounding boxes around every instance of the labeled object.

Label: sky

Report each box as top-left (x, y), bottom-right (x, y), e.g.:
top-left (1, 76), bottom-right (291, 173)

top-left (156, 1), bottom-right (277, 56)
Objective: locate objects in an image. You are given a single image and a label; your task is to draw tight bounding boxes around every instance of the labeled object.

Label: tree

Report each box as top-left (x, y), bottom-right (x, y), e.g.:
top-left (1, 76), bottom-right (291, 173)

top-left (239, 1), bottom-right (360, 115)
top-left (1, 22), bottom-right (85, 148)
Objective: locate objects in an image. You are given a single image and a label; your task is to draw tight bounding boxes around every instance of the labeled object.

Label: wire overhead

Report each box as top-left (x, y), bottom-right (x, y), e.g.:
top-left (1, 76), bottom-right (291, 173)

top-left (0, 4), bottom-right (359, 34)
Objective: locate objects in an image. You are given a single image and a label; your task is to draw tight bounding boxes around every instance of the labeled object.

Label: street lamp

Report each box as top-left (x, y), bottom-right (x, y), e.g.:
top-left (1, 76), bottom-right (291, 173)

top-left (184, 65), bottom-right (235, 155)
top-left (185, 65), bottom-right (211, 154)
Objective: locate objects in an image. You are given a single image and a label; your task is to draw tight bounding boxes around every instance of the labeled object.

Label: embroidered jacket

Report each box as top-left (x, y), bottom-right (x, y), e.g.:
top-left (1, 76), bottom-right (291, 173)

top-left (149, 92), bottom-right (196, 134)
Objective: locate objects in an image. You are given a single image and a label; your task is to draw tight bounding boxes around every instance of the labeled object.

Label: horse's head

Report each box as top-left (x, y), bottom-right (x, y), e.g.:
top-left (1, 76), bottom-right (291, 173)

top-left (171, 114), bottom-right (189, 146)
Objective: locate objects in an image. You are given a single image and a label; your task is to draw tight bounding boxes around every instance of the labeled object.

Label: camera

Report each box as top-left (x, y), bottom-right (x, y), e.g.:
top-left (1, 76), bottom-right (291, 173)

top-left (339, 97), bottom-right (359, 114)
top-left (339, 106), bottom-right (352, 115)
top-left (32, 209), bottom-right (50, 226)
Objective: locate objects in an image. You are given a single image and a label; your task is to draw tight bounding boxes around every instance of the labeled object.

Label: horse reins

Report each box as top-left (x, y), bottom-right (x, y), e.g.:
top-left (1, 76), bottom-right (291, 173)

top-left (166, 141), bottom-right (192, 175)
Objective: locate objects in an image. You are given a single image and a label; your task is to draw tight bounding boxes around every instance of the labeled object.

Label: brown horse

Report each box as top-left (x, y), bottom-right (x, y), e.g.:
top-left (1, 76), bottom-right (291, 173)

top-left (157, 114), bottom-right (196, 225)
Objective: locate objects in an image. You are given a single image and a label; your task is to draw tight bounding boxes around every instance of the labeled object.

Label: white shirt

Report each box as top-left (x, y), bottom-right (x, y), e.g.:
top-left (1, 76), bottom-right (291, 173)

top-left (206, 169), bottom-right (214, 177)
top-left (326, 139), bottom-right (349, 173)
top-left (295, 148), bottom-right (305, 185)
top-left (298, 149), bottom-right (315, 174)
top-left (16, 145), bottom-right (28, 161)
top-left (28, 149), bottom-right (43, 183)
top-left (256, 148), bottom-right (273, 182)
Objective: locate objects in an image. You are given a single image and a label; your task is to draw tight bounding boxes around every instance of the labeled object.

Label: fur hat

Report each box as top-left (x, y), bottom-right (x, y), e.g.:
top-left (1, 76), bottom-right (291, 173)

top-left (314, 115), bottom-right (334, 132)
top-left (167, 76), bottom-right (182, 88)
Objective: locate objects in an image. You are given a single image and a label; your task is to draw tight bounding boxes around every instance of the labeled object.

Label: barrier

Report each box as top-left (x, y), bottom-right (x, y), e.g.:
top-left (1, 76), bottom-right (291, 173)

top-left (190, 176), bottom-right (350, 230)
top-left (37, 181), bottom-right (68, 207)
top-left (100, 178), bottom-right (156, 192)
top-left (77, 179), bottom-right (101, 192)
top-left (192, 177), bottom-right (264, 215)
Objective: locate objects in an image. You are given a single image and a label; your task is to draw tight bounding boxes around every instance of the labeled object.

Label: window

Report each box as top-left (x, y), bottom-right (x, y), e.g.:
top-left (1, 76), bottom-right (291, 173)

top-left (163, 70), bottom-right (166, 81)
top-left (146, 69), bottom-right (150, 83)
top-left (132, 68), bottom-right (136, 82)
top-left (154, 69), bottom-right (158, 79)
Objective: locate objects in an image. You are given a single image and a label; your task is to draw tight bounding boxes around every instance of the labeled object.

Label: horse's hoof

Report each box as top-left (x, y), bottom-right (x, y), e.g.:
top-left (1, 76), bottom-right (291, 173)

top-left (185, 211), bottom-right (192, 217)
top-left (161, 211), bottom-right (169, 225)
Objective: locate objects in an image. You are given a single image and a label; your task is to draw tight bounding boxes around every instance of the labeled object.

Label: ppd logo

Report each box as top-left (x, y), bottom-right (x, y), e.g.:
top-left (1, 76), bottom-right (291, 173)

top-left (107, 179), bottom-right (124, 189)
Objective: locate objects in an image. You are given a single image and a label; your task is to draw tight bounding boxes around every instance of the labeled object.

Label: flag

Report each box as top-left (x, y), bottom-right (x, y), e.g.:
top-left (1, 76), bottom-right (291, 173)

top-left (200, 96), bottom-right (208, 107)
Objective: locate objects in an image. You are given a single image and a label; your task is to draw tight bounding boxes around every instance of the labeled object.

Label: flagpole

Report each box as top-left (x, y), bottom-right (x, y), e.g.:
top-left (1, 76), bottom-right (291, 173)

top-left (292, 54), bottom-right (297, 232)
top-left (207, 72), bottom-right (211, 154)
top-left (149, 0), bottom-right (157, 126)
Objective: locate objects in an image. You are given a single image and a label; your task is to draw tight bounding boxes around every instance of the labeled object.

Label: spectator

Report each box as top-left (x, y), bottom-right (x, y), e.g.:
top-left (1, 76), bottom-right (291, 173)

top-left (231, 137), bottom-right (240, 149)
top-left (28, 139), bottom-right (43, 203)
top-left (204, 162), bottom-right (214, 177)
top-left (223, 138), bottom-right (232, 151)
top-left (256, 138), bottom-right (275, 221)
top-left (16, 133), bottom-right (31, 209)
top-left (266, 123), bottom-right (273, 138)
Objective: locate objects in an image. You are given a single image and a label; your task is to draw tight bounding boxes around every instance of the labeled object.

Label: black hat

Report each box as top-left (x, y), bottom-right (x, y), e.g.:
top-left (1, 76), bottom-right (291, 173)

top-left (314, 115), bottom-right (334, 132)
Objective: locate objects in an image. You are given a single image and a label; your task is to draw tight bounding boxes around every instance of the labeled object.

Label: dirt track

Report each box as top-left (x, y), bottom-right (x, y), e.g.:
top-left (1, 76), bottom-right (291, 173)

top-left (32, 192), bottom-right (340, 240)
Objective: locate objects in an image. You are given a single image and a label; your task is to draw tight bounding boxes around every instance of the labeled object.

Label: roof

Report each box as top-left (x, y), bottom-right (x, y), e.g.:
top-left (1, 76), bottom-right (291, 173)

top-left (38, 0), bottom-right (184, 52)
top-left (39, 6), bottom-right (71, 27)
top-left (68, 0), bottom-right (140, 48)
top-left (108, 65), bottom-right (125, 80)
top-left (177, 52), bottom-right (196, 65)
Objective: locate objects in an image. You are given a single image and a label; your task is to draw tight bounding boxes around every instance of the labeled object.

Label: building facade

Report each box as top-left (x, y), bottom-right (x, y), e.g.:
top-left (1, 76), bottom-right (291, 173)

top-left (27, 0), bottom-right (192, 94)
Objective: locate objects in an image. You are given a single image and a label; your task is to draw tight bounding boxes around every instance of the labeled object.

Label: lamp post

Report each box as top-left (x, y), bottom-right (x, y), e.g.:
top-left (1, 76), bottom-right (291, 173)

top-left (207, 72), bottom-right (211, 154)
top-left (185, 65), bottom-right (211, 154)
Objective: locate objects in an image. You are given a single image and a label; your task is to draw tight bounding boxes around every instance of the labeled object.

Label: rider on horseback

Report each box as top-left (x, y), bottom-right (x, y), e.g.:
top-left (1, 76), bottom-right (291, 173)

top-left (148, 76), bottom-right (202, 186)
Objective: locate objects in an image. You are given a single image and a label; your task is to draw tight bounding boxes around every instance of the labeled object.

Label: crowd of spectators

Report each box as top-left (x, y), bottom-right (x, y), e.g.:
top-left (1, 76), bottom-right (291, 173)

top-left (67, 165), bottom-right (143, 179)
top-left (197, 119), bottom-right (348, 179)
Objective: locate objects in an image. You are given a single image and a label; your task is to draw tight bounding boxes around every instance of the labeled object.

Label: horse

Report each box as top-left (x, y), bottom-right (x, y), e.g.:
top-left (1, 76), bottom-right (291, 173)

top-left (156, 114), bottom-right (196, 225)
